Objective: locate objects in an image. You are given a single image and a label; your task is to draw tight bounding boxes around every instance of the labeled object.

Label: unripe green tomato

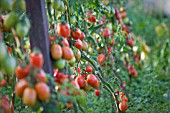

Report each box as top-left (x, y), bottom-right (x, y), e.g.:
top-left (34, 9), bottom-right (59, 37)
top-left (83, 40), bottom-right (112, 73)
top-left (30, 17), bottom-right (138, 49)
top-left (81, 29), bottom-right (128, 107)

top-left (16, 22), bottom-right (29, 38)
top-left (52, 0), bottom-right (60, 10)
top-left (70, 16), bottom-right (76, 24)
top-left (19, 0), bottom-right (26, 11)
top-left (53, 58), bottom-right (66, 70)
top-left (3, 56), bottom-right (17, 76)
top-left (58, 1), bottom-right (65, 12)
top-left (4, 12), bottom-right (19, 29)
top-left (88, 47), bottom-right (93, 55)
top-left (0, 0), bottom-right (13, 11)
top-left (23, 17), bottom-right (31, 29)
top-left (0, 41), bottom-right (7, 61)
top-left (69, 57), bottom-right (76, 66)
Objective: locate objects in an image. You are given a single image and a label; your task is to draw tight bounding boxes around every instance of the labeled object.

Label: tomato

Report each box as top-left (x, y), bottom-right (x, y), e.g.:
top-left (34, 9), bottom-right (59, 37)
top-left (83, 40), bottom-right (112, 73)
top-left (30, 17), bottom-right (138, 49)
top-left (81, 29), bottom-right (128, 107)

top-left (82, 40), bottom-right (88, 51)
top-left (94, 90), bottom-right (100, 96)
top-left (54, 71), bottom-right (68, 84)
top-left (87, 74), bottom-right (99, 88)
top-left (53, 58), bottom-right (66, 70)
top-left (122, 25), bottom-right (129, 32)
top-left (16, 22), bottom-right (29, 38)
top-left (4, 12), bottom-right (19, 29)
top-left (119, 101), bottom-right (128, 112)
top-left (15, 65), bottom-right (30, 79)
top-left (86, 66), bottom-right (93, 72)
top-left (0, 98), bottom-right (10, 113)
top-left (30, 52), bottom-right (44, 68)
top-left (70, 16), bottom-right (76, 24)
top-left (0, 41), bottom-right (7, 61)
top-left (7, 46), bottom-right (12, 54)
top-left (122, 97), bottom-right (128, 102)
top-left (23, 87), bottom-right (37, 107)
top-left (70, 80), bottom-right (81, 95)
top-left (93, 81), bottom-right (100, 89)
top-left (121, 11), bottom-right (127, 19)
top-left (88, 15), bottom-right (96, 23)
top-left (126, 38), bottom-right (133, 47)
top-left (74, 39), bottom-right (82, 50)
top-left (18, 0), bottom-right (26, 11)
top-left (103, 28), bottom-right (110, 38)
top-left (3, 56), bottom-right (17, 75)
top-left (51, 44), bottom-right (62, 60)
top-left (114, 8), bottom-right (121, 21)
top-left (0, 0), bottom-right (13, 11)
top-left (107, 46), bottom-right (112, 54)
top-left (127, 65), bottom-right (133, 70)
top-left (77, 67), bottom-right (81, 74)
top-left (62, 46), bottom-right (74, 60)
top-left (49, 36), bottom-right (56, 42)
top-left (35, 82), bottom-right (50, 101)
top-left (69, 57), bottom-right (76, 66)
top-left (72, 28), bottom-right (81, 40)
top-left (75, 50), bottom-right (81, 61)
top-left (88, 47), bottom-right (93, 55)
top-left (35, 69), bottom-right (47, 82)
top-left (123, 61), bottom-right (127, 67)
top-left (70, 80), bottom-right (80, 89)
top-left (15, 79), bottom-right (29, 98)
top-left (61, 38), bottom-right (69, 47)
top-left (52, 0), bottom-right (65, 11)
top-left (129, 68), bottom-right (138, 78)
top-left (0, 79), bottom-right (6, 87)
top-left (75, 76), bottom-right (86, 88)
top-left (97, 54), bottom-right (105, 66)
top-left (57, 23), bottom-right (70, 38)
top-left (79, 32), bottom-right (85, 40)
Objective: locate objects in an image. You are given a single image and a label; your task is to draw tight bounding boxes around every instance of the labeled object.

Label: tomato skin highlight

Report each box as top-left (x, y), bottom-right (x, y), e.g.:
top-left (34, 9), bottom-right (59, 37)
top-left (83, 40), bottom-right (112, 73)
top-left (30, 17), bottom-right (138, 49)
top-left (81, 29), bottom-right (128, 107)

top-left (57, 23), bottom-right (71, 38)
top-left (15, 65), bottom-right (30, 79)
top-left (30, 52), bottom-right (44, 68)
top-left (35, 82), bottom-right (50, 101)
top-left (23, 87), bottom-right (37, 107)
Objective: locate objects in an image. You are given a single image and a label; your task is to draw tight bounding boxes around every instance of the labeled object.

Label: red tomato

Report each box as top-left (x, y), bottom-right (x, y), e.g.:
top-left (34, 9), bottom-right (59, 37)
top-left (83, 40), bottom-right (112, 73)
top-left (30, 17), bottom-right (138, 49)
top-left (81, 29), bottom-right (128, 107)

top-left (79, 32), bottom-right (85, 40)
top-left (15, 65), bottom-right (30, 79)
top-left (61, 38), bottom-right (69, 47)
top-left (93, 81), bottom-right (100, 89)
top-left (122, 97), bottom-right (128, 102)
top-left (85, 66), bottom-right (93, 72)
top-left (49, 36), bottom-right (56, 42)
top-left (74, 39), bottom-right (82, 50)
top-left (54, 71), bottom-right (68, 84)
top-left (0, 98), bottom-right (10, 113)
top-left (103, 28), bottom-right (110, 38)
top-left (77, 67), bottom-right (81, 74)
top-left (87, 74), bottom-right (98, 88)
top-left (114, 8), bottom-right (121, 21)
top-left (35, 69), bottom-right (47, 82)
top-left (97, 54), bottom-right (105, 66)
top-left (0, 79), bottom-right (6, 87)
top-left (62, 46), bottom-right (74, 60)
top-left (75, 76), bottom-right (86, 88)
top-left (119, 101), bottom-right (128, 112)
top-left (72, 28), bottom-right (81, 40)
top-left (35, 82), bottom-right (50, 101)
top-left (15, 79), bottom-right (29, 98)
top-left (57, 23), bottom-right (71, 38)
top-left (107, 46), bottom-right (112, 55)
top-left (123, 61), bottom-right (127, 67)
top-left (126, 38), bottom-right (133, 47)
top-left (23, 87), bottom-right (37, 107)
top-left (94, 90), bottom-right (100, 96)
top-left (30, 52), bottom-right (44, 68)
top-left (88, 15), bottom-right (96, 23)
top-left (122, 25), bottom-right (129, 32)
top-left (50, 44), bottom-right (62, 60)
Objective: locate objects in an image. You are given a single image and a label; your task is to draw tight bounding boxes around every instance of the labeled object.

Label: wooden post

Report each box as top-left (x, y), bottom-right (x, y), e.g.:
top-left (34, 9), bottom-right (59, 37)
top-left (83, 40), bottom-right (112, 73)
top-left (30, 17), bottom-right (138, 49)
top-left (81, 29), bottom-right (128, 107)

top-left (25, 0), bottom-right (53, 75)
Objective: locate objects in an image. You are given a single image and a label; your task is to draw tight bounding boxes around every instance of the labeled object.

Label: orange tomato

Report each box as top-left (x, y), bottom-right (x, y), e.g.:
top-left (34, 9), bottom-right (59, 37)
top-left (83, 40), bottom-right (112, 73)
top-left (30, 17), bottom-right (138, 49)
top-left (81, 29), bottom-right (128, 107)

top-left (15, 79), bottom-right (29, 98)
top-left (62, 46), bottom-right (74, 60)
top-left (51, 44), bottom-right (62, 60)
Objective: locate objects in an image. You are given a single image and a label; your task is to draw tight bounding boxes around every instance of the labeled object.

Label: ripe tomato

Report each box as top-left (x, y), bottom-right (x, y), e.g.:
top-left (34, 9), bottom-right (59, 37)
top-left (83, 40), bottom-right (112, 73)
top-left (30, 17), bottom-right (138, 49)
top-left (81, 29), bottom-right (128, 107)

top-left (74, 39), bottom-right (83, 50)
top-left (53, 58), bottom-right (66, 70)
top-left (49, 36), bottom-right (56, 42)
top-left (103, 28), bottom-right (110, 38)
top-left (97, 54), bottom-right (105, 66)
top-left (93, 81), bottom-right (100, 89)
top-left (86, 66), bottom-right (93, 72)
top-left (0, 41), bottom-right (7, 61)
top-left (0, 79), bottom-right (6, 87)
top-left (23, 87), bottom-right (37, 107)
top-left (0, 98), bottom-right (10, 113)
top-left (94, 90), bottom-right (100, 96)
top-left (88, 15), bottom-right (96, 23)
top-left (87, 74), bottom-right (98, 87)
top-left (114, 8), bottom-right (121, 21)
top-left (15, 65), bottom-right (30, 79)
top-left (119, 101), bottom-right (128, 112)
top-left (61, 38), bottom-right (69, 47)
top-left (82, 40), bottom-right (88, 51)
top-left (30, 52), bottom-right (44, 68)
top-left (75, 76), bottom-right (86, 88)
top-left (62, 46), bottom-right (74, 60)
top-left (15, 79), bottom-right (29, 98)
top-left (79, 32), bottom-right (85, 40)
top-left (54, 71), bottom-right (68, 84)
top-left (35, 82), bottom-right (50, 101)
top-left (51, 44), bottom-right (62, 60)
top-left (57, 23), bottom-right (70, 38)
top-left (75, 50), bottom-right (81, 61)
top-left (126, 38), bottom-right (133, 47)
top-left (72, 28), bottom-right (81, 40)
top-left (122, 97), bottom-right (128, 102)
top-left (107, 46), bottom-right (112, 55)
top-left (35, 69), bottom-right (47, 82)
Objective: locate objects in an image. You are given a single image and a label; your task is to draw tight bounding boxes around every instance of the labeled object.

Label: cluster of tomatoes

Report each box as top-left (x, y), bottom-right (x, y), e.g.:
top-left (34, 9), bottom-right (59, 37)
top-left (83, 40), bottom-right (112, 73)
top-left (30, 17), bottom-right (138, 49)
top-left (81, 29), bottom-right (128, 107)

top-left (15, 51), bottom-right (50, 107)
top-left (118, 92), bottom-right (128, 112)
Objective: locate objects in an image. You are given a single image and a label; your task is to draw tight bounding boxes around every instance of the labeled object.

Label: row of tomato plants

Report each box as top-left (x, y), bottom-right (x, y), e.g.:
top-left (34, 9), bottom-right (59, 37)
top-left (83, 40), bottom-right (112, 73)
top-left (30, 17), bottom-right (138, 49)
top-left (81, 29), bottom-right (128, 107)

top-left (0, 0), bottom-right (143, 112)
